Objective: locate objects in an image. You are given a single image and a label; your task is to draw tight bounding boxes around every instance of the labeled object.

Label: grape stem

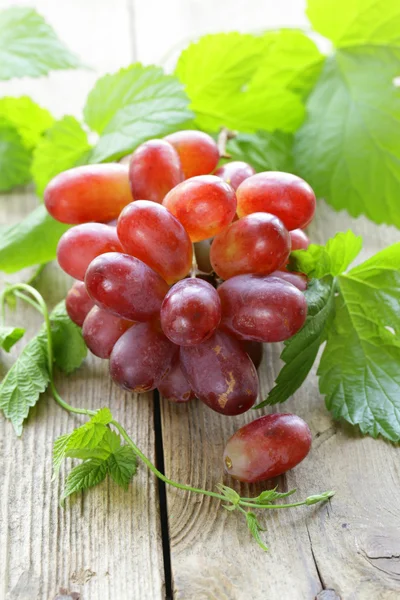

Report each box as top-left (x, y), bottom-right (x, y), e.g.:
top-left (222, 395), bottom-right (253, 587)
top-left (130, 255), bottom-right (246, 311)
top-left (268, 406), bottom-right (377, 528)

top-left (2, 283), bottom-right (335, 551)
top-left (217, 127), bottom-right (236, 158)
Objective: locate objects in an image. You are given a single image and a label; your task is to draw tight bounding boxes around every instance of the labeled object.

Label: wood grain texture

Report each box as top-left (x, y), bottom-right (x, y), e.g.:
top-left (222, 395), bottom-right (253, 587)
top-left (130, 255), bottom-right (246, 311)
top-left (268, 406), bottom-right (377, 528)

top-left (161, 201), bottom-right (400, 600)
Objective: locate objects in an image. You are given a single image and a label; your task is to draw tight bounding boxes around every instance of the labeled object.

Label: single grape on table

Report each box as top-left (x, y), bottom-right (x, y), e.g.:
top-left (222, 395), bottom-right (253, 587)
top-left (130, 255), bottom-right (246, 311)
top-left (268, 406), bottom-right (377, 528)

top-left (44, 129), bottom-right (319, 486)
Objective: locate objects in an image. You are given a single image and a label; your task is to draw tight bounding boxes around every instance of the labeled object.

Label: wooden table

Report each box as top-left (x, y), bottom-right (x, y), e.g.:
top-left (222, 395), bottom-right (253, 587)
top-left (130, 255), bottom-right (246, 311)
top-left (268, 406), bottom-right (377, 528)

top-left (1, 1), bottom-right (400, 598)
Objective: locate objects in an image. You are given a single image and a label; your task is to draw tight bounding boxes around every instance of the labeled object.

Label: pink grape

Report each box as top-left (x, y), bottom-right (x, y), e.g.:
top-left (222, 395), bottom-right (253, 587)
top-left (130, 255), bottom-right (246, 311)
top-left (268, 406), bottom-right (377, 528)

top-left (110, 322), bottom-right (178, 392)
top-left (85, 252), bottom-right (169, 321)
top-left (214, 161), bottom-right (255, 190)
top-left (164, 130), bottom-right (219, 179)
top-left (223, 414), bottom-right (312, 483)
top-left (180, 329), bottom-right (258, 416)
top-left (57, 223), bottom-right (123, 281)
top-left (65, 281), bottom-right (95, 327)
top-left (158, 354), bottom-right (195, 403)
top-left (82, 306), bottom-right (134, 358)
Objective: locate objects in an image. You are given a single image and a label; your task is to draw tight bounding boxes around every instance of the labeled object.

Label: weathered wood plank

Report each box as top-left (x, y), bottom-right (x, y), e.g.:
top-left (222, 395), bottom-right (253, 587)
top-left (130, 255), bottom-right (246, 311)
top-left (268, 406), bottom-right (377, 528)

top-left (161, 201), bottom-right (400, 600)
top-left (0, 0), bottom-right (165, 597)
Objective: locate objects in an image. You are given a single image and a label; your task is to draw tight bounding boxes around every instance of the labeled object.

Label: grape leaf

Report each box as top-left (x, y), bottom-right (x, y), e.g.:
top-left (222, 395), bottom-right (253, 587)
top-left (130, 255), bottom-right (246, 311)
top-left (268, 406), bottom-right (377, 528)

top-left (249, 29), bottom-right (324, 99)
top-left (32, 116), bottom-right (92, 197)
top-left (0, 97), bottom-right (54, 148)
top-left (289, 231), bottom-right (363, 278)
top-left (294, 46), bottom-right (400, 228)
top-left (0, 333), bottom-right (49, 435)
top-left (257, 278), bottom-right (335, 408)
top-left (0, 205), bottom-right (70, 274)
top-left (61, 460), bottom-right (108, 504)
top-left (0, 7), bottom-right (82, 80)
top-left (0, 326), bottom-right (25, 352)
top-left (84, 64), bottom-right (193, 163)
top-left (246, 512), bottom-right (268, 552)
top-left (319, 243), bottom-right (400, 441)
top-left (50, 302), bottom-right (87, 374)
top-left (226, 131), bottom-right (293, 173)
top-left (0, 121), bottom-right (32, 191)
top-left (175, 32), bottom-right (305, 133)
top-left (107, 446), bottom-right (137, 490)
top-left (307, 0), bottom-right (400, 48)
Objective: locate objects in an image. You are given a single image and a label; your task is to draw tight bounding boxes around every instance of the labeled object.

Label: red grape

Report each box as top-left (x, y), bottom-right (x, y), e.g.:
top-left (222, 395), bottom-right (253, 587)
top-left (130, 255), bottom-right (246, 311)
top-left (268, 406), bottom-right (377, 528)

top-left (210, 212), bottom-right (290, 280)
top-left (44, 164), bottom-right (132, 224)
top-left (158, 354), bottom-right (195, 403)
top-left (236, 172), bottom-right (316, 231)
top-left (164, 130), bottom-right (219, 179)
top-left (85, 252), bottom-right (169, 321)
top-left (129, 139), bottom-right (183, 204)
top-left (180, 329), bottom-right (258, 416)
top-left (110, 322), bottom-right (177, 392)
top-left (82, 306), bottom-right (134, 358)
top-left (290, 228), bottom-right (310, 251)
top-left (271, 270), bottom-right (308, 291)
top-left (57, 223), bottom-right (123, 281)
top-left (218, 274), bottom-right (307, 342)
top-left (65, 281), bottom-right (95, 327)
top-left (214, 161), bottom-right (255, 190)
top-left (160, 278), bottom-right (221, 346)
top-left (223, 413), bottom-right (312, 483)
top-left (163, 175), bottom-right (236, 242)
top-left (117, 200), bottom-right (192, 284)
top-left (241, 340), bottom-right (263, 370)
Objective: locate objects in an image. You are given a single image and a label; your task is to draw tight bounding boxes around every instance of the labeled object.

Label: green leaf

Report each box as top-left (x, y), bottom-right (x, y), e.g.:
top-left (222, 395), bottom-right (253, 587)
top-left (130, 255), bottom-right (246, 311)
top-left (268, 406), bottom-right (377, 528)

top-left (0, 7), bottom-right (82, 80)
top-left (0, 121), bottom-right (31, 191)
top-left (289, 231), bottom-right (362, 278)
top-left (0, 333), bottom-right (49, 435)
top-left (84, 64), bottom-right (193, 163)
top-left (0, 97), bottom-right (54, 148)
top-left (294, 46), bottom-right (400, 228)
top-left (0, 326), bottom-right (25, 352)
top-left (61, 459), bottom-right (108, 504)
top-left (216, 484), bottom-right (241, 506)
top-left (226, 131), bottom-right (293, 173)
top-left (50, 301), bottom-right (87, 374)
top-left (254, 488), bottom-right (297, 503)
top-left (245, 512), bottom-right (268, 552)
top-left (319, 243), bottom-right (400, 441)
top-left (249, 30), bottom-right (324, 99)
top-left (257, 278), bottom-right (335, 408)
top-left (175, 32), bottom-right (305, 133)
top-left (32, 116), bottom-right (92, 197)
top-left (91, 408), bottom-right (113, 425)
top-left (307, 0), bottom-right (400, 48)
top-left (0, 205), bottom-right (70, 274)
top-left (107, 446), bottom-right (137, 490)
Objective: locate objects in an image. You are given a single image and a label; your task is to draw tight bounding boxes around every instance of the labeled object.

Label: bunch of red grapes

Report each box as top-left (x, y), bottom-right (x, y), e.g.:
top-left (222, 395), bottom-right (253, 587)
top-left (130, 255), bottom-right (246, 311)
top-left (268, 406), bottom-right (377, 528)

top-left (45, 130), bottom-right (315, 483)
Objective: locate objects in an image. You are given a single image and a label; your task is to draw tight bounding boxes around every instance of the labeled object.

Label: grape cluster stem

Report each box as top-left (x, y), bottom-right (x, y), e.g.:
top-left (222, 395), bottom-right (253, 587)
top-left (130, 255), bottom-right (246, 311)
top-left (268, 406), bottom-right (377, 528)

top-left (0, 283), bottom-right (335, 550)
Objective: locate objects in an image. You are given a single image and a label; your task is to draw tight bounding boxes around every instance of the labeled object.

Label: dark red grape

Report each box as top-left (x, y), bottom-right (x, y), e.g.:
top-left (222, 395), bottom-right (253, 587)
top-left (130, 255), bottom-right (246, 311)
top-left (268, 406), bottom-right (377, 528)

top-left (65, 281), bottom-right (95, 327)
top-left (82, 306), bottom-right (134, 358)
top-left (85, 252), bottom-right (169, 321)
top-left (44, 164), bottom-right (132, 224)
top-left (164, 130), bottom-right (219, 179)
top-left (210, 212), bottom-right (291, 279)
top-left (163, 175), bottom-right (236, 242)
top-left (236, 172), bottom-right (316, 231)
top-left (223, 413), bottom-right (312, 483)
top-left (218, 274), bottom-right (307, 342)
top-left (110, 322), bottom-right (177, 392)
top-left (271, 270), bottom-right (308, 291)
top-left (117, 200), bottom-right (192, 284)
top-left (158, 354), bottom-right (195, 403)
top-left (290, 228), bottom-right (310, 251)
top-left (214, 161), bottom-right (255, 190)
top-left (57, 223), bottom-right (123, 281)
top-left (180, 329), bottom-right (258, 416)
top-left (129, 139), bottom-right (183, 204)
top-left (160, 278), bottom-right (221, 346)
